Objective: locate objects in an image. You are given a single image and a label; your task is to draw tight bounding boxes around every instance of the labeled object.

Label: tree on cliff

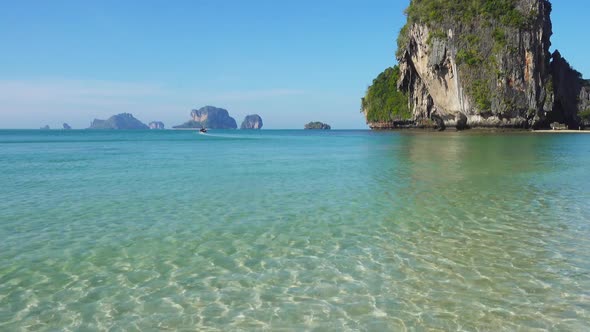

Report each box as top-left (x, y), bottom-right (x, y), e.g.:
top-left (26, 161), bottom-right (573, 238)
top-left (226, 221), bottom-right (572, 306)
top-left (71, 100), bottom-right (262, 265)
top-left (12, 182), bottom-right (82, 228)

top-left (362, 66), bottom-right (410, 123)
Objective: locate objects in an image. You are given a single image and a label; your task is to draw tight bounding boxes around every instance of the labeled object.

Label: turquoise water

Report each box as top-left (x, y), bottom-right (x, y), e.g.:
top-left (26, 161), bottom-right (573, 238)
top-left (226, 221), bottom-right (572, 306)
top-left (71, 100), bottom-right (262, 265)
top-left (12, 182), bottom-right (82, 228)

top-left (1, 129), bottom-right (589, 330)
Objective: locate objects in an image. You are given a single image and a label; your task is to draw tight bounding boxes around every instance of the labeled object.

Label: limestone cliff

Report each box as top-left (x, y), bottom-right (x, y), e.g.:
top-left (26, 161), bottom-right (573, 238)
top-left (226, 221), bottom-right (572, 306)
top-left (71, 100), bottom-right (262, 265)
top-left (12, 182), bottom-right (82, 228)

top-left (148, 121), bottom-right (165, 129)
top-left (580, 86), bottom-right (590, 128)
top-left (364, 0), bottom-right (588, 129)
top-left (304, 122), bottom-right (331, 130)
top-left (240, 114), bottom-right (263, 129)
top-left (174, 106), bottom-right (237, 129)
top-left (551, 51), bottom-right (590, 128)
top-left (88, 113), bottom-right (149, 130)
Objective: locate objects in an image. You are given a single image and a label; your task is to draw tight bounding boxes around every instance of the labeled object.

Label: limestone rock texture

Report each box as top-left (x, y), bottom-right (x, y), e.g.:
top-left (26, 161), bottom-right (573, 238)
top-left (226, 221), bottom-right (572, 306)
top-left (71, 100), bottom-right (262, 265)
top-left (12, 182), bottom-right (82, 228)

top-left (149, 121), bottom-right (165, 129)
top-left (240, 114), bottom-right (263, 129)
top-left (174, 106), bottom-right (237, 129)
top-left (550, 51), bottom-right (590, 128)
top-left (364, 0), bottom-right (589, 129)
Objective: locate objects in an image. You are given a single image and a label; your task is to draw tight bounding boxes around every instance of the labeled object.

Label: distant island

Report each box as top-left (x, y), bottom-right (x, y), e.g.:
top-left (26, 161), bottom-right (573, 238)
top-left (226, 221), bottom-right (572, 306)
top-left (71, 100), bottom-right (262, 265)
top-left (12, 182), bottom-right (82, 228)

top-left (241, 114), bottom-right (263, 129)
top-left (362, 0), bottom-right (590, 130)
top-left (149, 121), bottom-right (165, 130)
top-left (40, 125), bottom-right (50, 130)
top-left (305, 122), bottom-right (331, 130)
top-left (88, 113), bottom-right (149, 130)
top-left (62, 107), bottom-right (261, 131)
top-left (174, 106), bottom-right (237, 129)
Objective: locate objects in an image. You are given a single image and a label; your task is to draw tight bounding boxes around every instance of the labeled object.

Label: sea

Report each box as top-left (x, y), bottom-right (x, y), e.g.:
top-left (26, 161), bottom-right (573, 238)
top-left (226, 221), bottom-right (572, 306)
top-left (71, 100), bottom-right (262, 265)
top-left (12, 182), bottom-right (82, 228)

top-left (1, 129), bottom-right (589, 331)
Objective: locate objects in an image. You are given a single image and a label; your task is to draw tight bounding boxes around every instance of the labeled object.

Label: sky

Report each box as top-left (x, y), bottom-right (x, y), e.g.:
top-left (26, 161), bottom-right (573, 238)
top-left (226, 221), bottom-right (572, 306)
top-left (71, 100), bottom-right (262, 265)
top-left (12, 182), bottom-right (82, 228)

top-left (0, 0), bottom-right (588, 129)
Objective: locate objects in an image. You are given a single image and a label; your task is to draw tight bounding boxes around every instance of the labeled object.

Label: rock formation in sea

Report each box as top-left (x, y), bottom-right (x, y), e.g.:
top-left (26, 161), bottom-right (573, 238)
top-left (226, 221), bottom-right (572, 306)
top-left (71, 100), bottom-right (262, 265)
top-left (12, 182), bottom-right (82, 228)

top-left (362, 0), bottom-right (590, 130)
top-left (149, 121), bottom-right (165, 130)
top-left (63, 123), bottom-right (72, 130)
top-left (304, 122), bottom-right (331, 130)
top-left (240, 114), bottom-right (263, 129)
top-left (173, 106), bottom-right (237, 129)
top-left (40, 125), bottom-right (50, 130)
top-left (88, 113), bottom-right (149, 130)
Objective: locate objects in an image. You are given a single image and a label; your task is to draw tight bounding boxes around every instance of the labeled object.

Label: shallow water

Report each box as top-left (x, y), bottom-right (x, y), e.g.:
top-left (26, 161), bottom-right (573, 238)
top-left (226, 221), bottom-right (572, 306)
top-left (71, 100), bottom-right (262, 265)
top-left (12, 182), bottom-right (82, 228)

top-left (1, 129), bottom-right (589, 330)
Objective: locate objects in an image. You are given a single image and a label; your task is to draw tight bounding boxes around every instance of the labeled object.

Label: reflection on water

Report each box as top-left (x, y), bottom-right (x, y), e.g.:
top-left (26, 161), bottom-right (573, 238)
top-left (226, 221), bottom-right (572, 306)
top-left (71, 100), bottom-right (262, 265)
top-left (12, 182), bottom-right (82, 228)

top-left (364, 132), bottom-right (590, 330)
top-left (0, 130), bottom-right (589, 330)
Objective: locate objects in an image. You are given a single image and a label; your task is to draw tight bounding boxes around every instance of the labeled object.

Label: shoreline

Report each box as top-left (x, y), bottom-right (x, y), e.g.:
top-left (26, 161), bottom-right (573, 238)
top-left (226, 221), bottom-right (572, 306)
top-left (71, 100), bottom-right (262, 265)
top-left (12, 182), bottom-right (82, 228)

top-left (532, 130), bottom-right (590, 133)
top-left (370, 127), bottom-right (590, 134)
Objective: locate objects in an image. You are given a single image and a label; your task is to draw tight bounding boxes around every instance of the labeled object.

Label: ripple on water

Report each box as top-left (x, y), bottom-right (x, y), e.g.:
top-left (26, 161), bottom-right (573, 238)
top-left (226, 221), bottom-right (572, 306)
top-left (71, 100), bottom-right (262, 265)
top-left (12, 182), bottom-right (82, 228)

top-left (1, 130), bottom-right (589, 330)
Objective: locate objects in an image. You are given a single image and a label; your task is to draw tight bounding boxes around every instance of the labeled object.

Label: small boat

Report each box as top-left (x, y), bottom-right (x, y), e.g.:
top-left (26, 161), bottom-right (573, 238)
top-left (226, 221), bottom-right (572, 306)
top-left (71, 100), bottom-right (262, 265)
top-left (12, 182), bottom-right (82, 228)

top-left (199, 128), bottom-right (208, 133)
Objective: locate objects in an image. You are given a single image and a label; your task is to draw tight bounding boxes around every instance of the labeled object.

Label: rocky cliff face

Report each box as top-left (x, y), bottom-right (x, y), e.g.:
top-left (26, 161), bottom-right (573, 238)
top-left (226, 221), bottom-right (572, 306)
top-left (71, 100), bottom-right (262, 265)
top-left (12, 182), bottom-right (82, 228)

top-left (174, 106), bottom-right (237, 129)
top-left (580, 86), bottom-right (590, 128)
top-left (240, 114), bottom-right (263, 129)
top-left (88, 113), bottom-right (149, 130)
top-left (364, 0), bottom-right (588, 129)
top-left (551, 51), bottom-right (590, 128)
top-left (148, 121), bottom-right (165, 129)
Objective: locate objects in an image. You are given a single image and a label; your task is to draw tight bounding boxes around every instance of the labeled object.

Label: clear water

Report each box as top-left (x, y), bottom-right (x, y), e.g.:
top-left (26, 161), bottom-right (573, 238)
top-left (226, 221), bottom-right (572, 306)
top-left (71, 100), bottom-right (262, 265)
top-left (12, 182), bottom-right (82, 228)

top-left (0, 129), bottom-right (589, 331)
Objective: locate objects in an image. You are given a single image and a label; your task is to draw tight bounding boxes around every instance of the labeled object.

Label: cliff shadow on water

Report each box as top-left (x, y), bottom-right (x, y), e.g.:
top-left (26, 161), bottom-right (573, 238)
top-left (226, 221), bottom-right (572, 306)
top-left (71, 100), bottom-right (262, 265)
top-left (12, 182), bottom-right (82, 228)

top-left (362, 0), bottom-right (590, 130)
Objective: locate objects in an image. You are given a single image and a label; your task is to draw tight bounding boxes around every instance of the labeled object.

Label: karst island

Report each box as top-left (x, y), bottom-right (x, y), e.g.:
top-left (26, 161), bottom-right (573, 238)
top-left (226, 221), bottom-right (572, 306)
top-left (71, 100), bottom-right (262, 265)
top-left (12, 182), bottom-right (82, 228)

top-left (362, 0), bottom-right (590, 131)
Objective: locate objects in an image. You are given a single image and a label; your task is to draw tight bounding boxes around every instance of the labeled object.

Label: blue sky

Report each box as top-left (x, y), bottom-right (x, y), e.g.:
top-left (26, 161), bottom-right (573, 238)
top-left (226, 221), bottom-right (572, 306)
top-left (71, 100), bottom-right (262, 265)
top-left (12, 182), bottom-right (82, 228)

top-left (0, 0), bottom-right (588, 129)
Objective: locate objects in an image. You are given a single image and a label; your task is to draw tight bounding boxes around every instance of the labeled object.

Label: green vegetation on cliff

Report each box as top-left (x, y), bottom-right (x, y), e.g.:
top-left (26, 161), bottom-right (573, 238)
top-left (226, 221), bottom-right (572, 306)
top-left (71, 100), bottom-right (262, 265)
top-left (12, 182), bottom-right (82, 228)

top-left (362, 66), bottom-right (411, 123)
top-left (367, 0), bottom-right (587, 129)
top-left (404, 0), bottom-right (537, 29)
top-left (395, 0), bottom-right (544, 114)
